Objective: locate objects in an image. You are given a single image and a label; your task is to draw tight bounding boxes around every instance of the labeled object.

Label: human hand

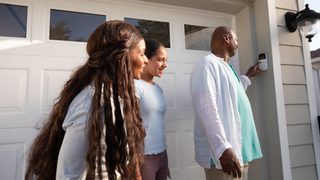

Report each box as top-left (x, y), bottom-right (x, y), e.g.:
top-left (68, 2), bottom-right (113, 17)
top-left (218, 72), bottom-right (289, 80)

top-left (167, 167), bottom-right (171, 179)
top-left (245, 62), bottom-right (262, 78)
top-left (219, 148), bottom-right (242, 179)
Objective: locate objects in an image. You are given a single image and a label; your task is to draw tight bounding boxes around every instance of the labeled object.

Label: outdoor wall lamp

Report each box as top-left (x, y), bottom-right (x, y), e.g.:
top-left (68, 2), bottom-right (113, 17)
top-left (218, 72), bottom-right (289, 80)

top-left (285, 4), bottom-right (320, 42)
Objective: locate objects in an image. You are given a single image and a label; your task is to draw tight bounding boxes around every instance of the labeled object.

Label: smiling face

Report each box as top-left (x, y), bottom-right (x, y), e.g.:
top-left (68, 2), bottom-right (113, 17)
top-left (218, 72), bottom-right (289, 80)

top-left (130, 39), bottom-right (148, 79)
top-left (144, 46), bottom-right (167, 78)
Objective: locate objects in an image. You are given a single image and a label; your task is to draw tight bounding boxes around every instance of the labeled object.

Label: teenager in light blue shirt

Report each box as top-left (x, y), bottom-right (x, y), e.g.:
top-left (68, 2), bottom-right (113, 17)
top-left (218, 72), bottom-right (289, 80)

top-left (135, 40), bottom-right (171, 180)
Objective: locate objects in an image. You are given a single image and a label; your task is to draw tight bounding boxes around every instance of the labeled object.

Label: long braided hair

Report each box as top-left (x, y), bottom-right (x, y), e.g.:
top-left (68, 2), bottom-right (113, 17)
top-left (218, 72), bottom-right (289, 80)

top-left (25, 20), bottom-right (146, 180)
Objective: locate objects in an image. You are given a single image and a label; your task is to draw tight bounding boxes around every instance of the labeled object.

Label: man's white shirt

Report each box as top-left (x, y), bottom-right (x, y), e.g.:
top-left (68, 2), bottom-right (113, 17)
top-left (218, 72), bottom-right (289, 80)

top-left (190, 53), bottom-right (250, 169)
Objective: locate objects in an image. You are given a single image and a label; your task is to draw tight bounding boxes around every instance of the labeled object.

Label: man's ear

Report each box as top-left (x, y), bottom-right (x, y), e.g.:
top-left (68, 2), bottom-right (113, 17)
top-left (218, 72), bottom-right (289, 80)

top-left (223, 34), bottom-right (229, 43)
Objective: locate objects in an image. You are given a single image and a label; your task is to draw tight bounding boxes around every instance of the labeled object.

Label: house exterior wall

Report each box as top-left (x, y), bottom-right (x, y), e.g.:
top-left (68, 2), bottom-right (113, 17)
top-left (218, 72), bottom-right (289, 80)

top-left (275, 0), bottom-right (319, 179)
top-left (247, 0), bottom-right (320, 178)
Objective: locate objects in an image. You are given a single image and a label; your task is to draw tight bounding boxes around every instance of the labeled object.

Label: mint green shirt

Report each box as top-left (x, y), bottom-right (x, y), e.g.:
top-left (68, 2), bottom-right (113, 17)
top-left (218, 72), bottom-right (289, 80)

top-left (211, 66), bottom-right (262, 165)
top-left (230, 65), bottom-right (262, 162)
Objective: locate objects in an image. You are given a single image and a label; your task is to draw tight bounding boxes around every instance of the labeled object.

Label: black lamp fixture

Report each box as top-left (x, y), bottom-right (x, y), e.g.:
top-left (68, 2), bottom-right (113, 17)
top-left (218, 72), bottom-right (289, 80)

top-left (285, 4), bottom-right (320, 42)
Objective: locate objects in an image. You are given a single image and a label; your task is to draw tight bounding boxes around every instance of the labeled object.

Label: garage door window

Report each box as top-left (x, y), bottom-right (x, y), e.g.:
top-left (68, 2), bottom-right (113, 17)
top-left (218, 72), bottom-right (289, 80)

top-left (124, 18), bottom-right (170, 48)
top-left (184, 24), bottom-right (215, 51)
top-left (0, 3), bottom-right (27, 38)
top-left (50, 9), bottom-right (106, 42)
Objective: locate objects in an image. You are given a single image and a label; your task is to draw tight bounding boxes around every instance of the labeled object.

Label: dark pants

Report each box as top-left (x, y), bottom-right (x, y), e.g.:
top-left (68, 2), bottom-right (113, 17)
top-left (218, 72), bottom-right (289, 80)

top-left (142, 150), bottom-right (168, 180)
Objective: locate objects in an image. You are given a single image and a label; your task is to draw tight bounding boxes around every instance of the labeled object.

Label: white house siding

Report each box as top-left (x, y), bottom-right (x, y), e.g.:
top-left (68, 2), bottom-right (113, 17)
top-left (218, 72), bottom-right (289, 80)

top-left (275, 0), bottom-right (318, 179)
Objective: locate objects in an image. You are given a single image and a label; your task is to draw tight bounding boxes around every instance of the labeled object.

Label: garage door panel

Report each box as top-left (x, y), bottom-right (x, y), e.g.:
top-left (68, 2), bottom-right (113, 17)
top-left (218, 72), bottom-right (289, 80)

top-left (155, 70), bottom-right (194, 111)
top-left (166, 131), bottom-right (179, 170)
top-left (0, 114), bottom-right (42, 129)
top-left (178, 51), bottom-right (209, 64)
top-left (154, 73), bottom-right (176, 109)
top-left (37, 57), bottom-right (84, 115)
top-left (0, 58), bottom-right (34, 129)
top-left (0, 128), bottom-right (38, 180)
top-left (0, 68), bottom-right (29, 114)
top-left (183, 73), bottom-right (193, 109)
top-left (0, 143), bottom-right (25, 180)
top-left (155, 63), bottom-right (196, 120)
top-left (171, 167), bottom-right (205, 180)
top-left (175, 53), bottom-right (237, 69)
top-left (40, 69), bottom-right (72, 113)
top-left (0, 55), bottom-right (84, 129)
top-left (186, 130), bottom-right (198, 168)
top-left (165, 119), bottom-right (205, 179)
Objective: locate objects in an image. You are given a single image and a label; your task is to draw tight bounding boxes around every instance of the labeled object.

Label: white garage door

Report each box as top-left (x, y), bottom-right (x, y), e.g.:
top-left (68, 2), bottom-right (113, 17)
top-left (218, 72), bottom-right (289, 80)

top-left (0, 0), bottom-right (237, 179)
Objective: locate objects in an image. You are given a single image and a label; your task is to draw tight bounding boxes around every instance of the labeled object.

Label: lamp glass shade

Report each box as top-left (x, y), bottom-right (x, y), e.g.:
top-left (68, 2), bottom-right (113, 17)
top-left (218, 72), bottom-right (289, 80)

top-left (298, 19), bottom-right (319, 39)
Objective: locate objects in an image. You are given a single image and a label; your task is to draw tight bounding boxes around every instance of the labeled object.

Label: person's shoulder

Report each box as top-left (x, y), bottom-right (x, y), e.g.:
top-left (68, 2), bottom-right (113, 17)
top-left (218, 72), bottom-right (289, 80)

top-left (195, 53), bottom-right (219, 67)
top-left (134, 79), bottom-right (144, 86)
top-left (190, 53), bottom-right (222, 81)
top-left (63, 84), bottom-right (94, 130)
top-left (193, 53), bottom-right (215, 69)
top-left (67, 84), bottom-right (94, 116)
top-left (134, 79), bottom-right (141, 84)
top-left (134, 79), bottom-right (145, 90)
top-left (134, 79), bottom-right (145, 98)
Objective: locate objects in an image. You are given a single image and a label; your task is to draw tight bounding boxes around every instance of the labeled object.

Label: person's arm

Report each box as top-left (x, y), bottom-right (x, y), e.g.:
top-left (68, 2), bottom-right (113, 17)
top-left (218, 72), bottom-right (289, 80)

top-left (56, 110), bottom-right (90, 180)
top-left (239, 75), bottom-right (251, 91)
top-left (245, 61), bottom-right (261, 78)
top-left (240, 62), bottom-right (262, 91)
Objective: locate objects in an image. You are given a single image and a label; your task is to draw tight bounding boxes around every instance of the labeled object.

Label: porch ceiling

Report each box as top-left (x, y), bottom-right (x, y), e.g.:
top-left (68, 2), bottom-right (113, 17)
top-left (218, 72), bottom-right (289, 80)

top-left (138, 0), bottom-right (254, 14)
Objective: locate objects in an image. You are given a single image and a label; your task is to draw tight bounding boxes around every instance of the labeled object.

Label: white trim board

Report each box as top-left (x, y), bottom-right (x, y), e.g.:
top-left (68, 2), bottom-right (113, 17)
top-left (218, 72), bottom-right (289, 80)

top-left (267, 0), bottom-right (292, 179)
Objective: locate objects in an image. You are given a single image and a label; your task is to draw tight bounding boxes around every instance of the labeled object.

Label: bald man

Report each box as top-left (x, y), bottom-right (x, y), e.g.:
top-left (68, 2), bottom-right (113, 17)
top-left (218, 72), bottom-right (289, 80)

top-left (190, 26), bottom-right (263, 180)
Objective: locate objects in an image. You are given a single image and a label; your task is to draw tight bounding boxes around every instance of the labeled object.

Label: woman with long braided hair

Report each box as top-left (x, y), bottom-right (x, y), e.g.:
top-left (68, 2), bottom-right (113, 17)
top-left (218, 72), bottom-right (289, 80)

top-left (24, 20), bottom-right (147, 180)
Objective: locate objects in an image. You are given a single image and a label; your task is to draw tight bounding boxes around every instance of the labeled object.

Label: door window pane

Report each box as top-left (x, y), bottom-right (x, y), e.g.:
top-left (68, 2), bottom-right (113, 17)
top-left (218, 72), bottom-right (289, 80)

top-left (0, 3), bottom-right (27, 38)
top-left (125, 18), bottom-right (170, 48)
top-left (184, 24), bottom-right (215, 51)
top-left (50, 10), bottom-right (106, 42)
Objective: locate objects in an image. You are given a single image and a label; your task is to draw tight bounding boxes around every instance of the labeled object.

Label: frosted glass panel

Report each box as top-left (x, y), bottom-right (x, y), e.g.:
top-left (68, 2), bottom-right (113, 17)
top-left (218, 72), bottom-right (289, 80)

top-left (184, 24), bottom-right (215, 51)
